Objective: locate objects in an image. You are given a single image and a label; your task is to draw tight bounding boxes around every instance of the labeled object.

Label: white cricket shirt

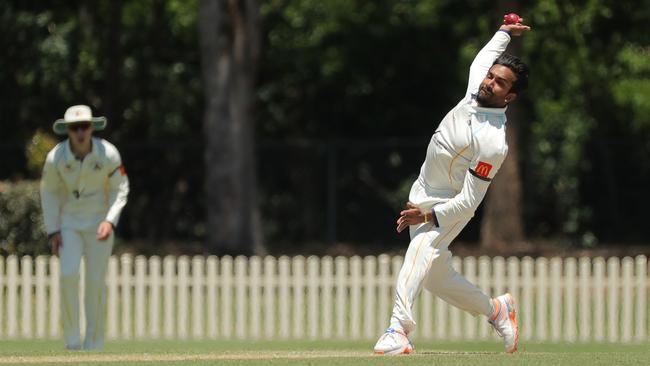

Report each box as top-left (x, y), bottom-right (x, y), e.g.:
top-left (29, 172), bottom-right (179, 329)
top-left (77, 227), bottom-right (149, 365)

top-left (411, 30), bottom-right (512, 228)
top-left (40, 137), bottom-right (129, 234)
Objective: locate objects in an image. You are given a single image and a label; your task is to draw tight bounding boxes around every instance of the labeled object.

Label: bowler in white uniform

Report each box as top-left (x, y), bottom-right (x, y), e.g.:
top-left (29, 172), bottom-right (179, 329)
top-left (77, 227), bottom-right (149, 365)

top-left (374, 20), bottom-right (530, 355)
top-left (40, 105), bottom-right (129, 350)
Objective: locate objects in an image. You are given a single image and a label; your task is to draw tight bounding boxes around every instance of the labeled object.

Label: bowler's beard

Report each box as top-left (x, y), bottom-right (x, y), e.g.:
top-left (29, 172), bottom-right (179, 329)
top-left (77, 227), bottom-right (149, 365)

top-left (476, 85), bottom-right (504, 108)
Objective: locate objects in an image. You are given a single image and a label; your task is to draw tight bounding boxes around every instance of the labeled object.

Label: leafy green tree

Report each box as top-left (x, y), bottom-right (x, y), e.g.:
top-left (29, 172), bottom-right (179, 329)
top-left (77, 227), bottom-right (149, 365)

top-left (523, 0), bottom-right (650, 245)
top-left (2, 0), bottom-right (649, 253)
top-left (25, 129), bottom-right (58, 178)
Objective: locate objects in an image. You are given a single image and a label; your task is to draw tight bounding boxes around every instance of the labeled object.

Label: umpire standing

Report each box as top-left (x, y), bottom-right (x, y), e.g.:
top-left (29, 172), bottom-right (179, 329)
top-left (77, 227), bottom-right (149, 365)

top-left (40, 105), bottom-right (129, 350)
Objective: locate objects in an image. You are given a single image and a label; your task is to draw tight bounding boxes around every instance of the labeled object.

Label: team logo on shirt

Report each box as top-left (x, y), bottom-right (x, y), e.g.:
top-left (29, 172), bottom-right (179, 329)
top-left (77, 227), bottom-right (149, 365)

top-left (475, 161), bottom-right (493, 178)
top-left (93, 162), bottom-right (103, 171)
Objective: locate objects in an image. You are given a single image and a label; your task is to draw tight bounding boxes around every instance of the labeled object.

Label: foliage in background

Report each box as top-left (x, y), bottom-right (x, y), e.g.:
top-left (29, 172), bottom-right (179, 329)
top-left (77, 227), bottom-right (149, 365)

top-left (257, 0), bottom-right (489, 139)
top-left (256, 0), bottom-right (499, 248)
top-left (1, 0), bottom-right (649, 254)
top-left (0, 0), bottom-right (202, 144)
top-left (25, 129), bottom-right (58, 178)
top-left (0, 181), bottom-right (49, 256)
top-left (523, 0), bottom-right (650, 244)
top-left (1, 1), bottom-right (206, 253)
top-left (612, 45), bottom-right (650, 131)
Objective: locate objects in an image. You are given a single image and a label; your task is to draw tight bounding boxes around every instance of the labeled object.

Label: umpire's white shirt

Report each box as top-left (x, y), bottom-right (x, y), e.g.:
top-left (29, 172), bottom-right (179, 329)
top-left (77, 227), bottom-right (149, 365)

top-left (412, 30), bottom-right (511, 228)
top-left (40, 137), bottom-right (129, 233)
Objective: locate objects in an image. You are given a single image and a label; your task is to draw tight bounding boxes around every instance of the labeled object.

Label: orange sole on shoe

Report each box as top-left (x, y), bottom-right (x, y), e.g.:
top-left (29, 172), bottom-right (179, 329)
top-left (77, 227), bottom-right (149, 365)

top-left (505, 293), bottom-right (519, 353)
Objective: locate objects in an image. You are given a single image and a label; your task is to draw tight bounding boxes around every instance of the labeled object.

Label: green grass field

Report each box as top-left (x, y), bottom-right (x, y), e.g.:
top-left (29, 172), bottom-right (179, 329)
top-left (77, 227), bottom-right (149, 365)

top-left (0, 339), bottom-right (649, 366)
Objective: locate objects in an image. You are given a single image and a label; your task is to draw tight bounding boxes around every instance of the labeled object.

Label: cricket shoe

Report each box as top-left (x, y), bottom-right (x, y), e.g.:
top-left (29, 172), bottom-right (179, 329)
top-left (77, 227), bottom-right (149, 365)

top-left (488, 293), bottom-right (519, 353)
top-left (373, 327), bottom-right (414, 355)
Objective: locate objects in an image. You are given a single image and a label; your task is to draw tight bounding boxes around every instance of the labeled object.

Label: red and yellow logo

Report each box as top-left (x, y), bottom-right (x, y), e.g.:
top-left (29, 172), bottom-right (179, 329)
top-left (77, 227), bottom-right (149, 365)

top-left (475, 161), bottom-right (493, 178)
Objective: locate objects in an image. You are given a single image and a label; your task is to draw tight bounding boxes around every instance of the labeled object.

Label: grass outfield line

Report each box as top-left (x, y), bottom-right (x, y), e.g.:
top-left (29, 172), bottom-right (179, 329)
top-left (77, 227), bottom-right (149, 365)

top-left (0, 340), bottom-right (648, 365)
top-left (0, 351), bottom-right (610, 364)
top-left (0, 351), bottom-right (367, 364)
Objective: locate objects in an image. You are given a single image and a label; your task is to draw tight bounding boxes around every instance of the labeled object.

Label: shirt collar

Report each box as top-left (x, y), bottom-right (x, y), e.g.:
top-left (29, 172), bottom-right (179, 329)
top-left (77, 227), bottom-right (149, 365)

top-left (64, 138), bottom-right (97, 162)
top-left (468, 96), bottom-right (508, 118)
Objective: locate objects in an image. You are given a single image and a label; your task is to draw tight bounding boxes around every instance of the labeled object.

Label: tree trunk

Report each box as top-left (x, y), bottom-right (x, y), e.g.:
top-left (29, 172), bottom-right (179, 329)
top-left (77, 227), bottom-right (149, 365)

top-left (480, 107), bottom-right (525, 250)
top-left (199, 0), bottom-right (264, 255)
top-left (480, 3), bottom-right (526, 251)
top-left (102, 0), bottom-right (123, 132)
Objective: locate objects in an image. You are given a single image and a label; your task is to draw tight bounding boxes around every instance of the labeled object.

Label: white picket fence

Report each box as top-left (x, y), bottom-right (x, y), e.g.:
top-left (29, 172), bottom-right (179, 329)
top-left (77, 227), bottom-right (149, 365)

top-left (0, 254), bottom-right (647, 342)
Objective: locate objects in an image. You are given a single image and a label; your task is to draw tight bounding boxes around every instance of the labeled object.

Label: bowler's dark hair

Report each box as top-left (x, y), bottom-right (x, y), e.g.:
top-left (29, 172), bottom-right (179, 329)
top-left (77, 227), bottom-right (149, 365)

top-left (493, 53), bottom-right (529, 93)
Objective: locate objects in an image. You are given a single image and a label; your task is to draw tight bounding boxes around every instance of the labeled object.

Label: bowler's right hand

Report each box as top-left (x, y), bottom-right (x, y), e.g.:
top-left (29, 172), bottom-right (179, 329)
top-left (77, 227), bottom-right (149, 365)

top-left (396, 202), bottom-right (427, 233)
top-left (50, 233), bottom-right (62, 256)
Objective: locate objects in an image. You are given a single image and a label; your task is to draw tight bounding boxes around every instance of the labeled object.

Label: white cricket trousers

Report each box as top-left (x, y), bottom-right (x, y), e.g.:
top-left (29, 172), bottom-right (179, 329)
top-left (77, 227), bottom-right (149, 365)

top-left (59, 229), bottom-right (113, 349)
top-left (389, 220), bottom-right (492, 334)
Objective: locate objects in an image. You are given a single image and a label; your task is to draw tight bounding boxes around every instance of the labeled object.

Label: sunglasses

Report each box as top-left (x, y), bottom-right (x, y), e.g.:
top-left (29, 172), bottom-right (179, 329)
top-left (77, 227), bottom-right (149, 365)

top-left (67, 122), bottom-right (92, 132)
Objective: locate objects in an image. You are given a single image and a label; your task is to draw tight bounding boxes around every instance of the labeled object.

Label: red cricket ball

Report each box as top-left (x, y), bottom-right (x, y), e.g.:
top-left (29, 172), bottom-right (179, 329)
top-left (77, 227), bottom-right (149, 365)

top-left (503, 13), bottom-right (522, 25)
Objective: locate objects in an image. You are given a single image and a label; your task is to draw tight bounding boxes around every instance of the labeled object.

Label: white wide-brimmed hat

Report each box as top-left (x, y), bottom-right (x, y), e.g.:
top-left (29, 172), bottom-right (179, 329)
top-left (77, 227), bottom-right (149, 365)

top-left (53, 105), bottom-right (107, 135)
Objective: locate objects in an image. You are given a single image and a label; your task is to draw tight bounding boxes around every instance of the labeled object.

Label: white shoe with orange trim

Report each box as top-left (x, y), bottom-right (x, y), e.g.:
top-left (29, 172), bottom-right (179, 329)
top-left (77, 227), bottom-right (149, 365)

top-left (488, 293), bottom-right (519, 353)
top-left (373, 328), bottom-right (414, 355)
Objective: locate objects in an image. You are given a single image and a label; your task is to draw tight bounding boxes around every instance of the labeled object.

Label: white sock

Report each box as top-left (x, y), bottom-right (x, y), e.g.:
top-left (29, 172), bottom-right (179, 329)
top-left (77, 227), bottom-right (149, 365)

top-left (389, 317), bottom-right (405, 333)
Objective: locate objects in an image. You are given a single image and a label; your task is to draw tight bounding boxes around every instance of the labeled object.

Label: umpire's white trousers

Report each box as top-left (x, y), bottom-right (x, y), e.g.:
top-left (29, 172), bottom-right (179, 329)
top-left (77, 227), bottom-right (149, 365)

top-left (389, 220), bottom-right (492, 334)
top-left (60, 229), bottom-right (113, 349)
